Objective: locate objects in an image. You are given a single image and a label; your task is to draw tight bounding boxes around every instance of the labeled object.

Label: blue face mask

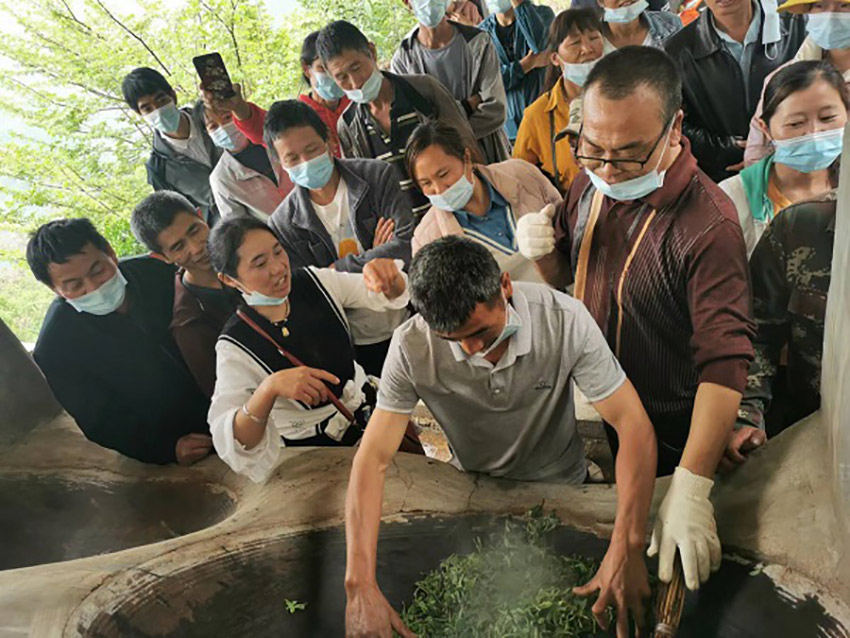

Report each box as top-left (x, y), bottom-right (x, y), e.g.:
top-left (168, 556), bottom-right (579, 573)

top-left (487, 0), bottom-right (513, 14)
top-left (807, 13), bottom-right (850, 50)
top-left (344, 68), bottom-right (384, 104)
top-left (603, 0), bottom-right (648, 23)
top-left (286, 152), bottom-right (335, 190)
top-left (144, 101), bottom-right (181, 135)
top-left (475, 302), bottom-right (521, 359)
top-left (242, 290), bottom-right (288, 306)
top-left (427, 172), bottom-right (475, 211)
top-left (210, 121), bottom-right (249, 153)
top-left (561, 59), bottom-right (598, 87)
top-left (67, 269), bottom-right (128, 316)
top-left (586, 123), bottom-right (673, 201)
top-left (412, 0), bottom-right (448, 28)
top-left (772, 127), bottom-right (844, 173)
top-left (313, 71), bottom-right (345, 101)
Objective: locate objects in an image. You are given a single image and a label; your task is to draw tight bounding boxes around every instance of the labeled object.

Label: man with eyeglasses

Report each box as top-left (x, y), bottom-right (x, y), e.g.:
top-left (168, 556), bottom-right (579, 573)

top-left (516, 47), bottom-right (756, 594)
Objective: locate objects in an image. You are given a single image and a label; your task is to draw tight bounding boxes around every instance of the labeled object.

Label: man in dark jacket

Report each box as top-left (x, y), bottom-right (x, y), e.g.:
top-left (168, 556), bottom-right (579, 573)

top-left (316, 20), bottom-right (479, 222)
top-left (131, 191), bottom-right (240, 398)
top-left (28, 218), bottom-right (212, 465)
top-left (264, 100), bottom-right (413, 376)
top-left (122, 67), bottom-right (223, 226)
top-left (664, 0), bottom-right (806, 182)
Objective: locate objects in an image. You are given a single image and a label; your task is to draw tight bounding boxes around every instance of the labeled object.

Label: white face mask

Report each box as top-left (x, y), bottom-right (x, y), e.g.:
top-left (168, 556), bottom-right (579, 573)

top-left (561, 59), bottom-right (599, 87)
top-left (449, 298), bottom-right (521, 362)
top-left (66, 269), bottom-right (128, 315)
top-left (144, 101), bottom-right (181, 134)
top-left (473, 302), bottom-right (521, 360)
top-left (241, 289), bottom-right (288, 306)
top-left (585, 120), bottom-right (674, 202)
top-left (343, 68), bottom-right (383, 104)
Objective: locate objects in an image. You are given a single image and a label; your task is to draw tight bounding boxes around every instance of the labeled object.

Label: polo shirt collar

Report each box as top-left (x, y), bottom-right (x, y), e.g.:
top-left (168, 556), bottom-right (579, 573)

top-left (455, 176), bottom-right (505, 224)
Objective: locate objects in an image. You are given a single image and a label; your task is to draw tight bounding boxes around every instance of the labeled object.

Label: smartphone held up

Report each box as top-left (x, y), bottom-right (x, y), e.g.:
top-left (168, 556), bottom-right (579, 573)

top-left (193, 52), bottom-right (235, 100)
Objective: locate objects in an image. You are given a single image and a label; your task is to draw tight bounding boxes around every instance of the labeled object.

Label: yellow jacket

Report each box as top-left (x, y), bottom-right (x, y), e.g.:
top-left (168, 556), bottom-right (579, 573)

top-left (512, 79), bottom-right (581, 193)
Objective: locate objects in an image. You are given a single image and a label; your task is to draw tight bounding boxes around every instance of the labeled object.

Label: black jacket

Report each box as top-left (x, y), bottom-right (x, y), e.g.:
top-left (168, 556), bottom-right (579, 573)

top-left (146, 105), bottom-right (223, 226)
top-left (664, 11), bottom-right (806, 182)
top-left (33, 257), bottom-right (210, 464)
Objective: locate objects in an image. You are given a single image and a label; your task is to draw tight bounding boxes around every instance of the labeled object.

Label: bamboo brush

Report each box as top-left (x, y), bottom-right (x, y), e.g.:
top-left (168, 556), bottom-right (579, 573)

top-left (653, 555), bottom-right (686, 637)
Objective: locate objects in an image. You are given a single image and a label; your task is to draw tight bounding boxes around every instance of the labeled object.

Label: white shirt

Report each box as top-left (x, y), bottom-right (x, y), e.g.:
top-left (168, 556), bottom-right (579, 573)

top-left (161, 113), bottom-right (212, 168)
top-left (210, 151), bottom-right (293, 222)
top-left (208, 265), bottom-right (409, 483)
top-left (311, 178), bottom-right (363, 258)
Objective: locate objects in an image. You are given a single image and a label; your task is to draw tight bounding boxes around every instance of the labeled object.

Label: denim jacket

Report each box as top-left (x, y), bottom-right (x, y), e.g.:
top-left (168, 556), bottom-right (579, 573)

top-left (644, 11), bottom-right (683, 47)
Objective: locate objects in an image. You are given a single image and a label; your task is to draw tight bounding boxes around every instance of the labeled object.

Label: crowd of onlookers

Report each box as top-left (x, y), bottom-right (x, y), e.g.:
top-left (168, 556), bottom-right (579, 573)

top-left (20, 2), bottom-right (848, 631)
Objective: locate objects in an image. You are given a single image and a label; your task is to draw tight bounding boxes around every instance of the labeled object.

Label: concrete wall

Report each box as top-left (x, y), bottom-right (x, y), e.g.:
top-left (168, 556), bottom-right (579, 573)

top-left (0, 318), bottom-right (60, 448)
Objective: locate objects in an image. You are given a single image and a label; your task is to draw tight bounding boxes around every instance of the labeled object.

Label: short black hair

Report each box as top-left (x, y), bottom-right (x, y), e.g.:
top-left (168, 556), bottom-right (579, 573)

top-left (26, 218), bottom-right (112, 287)
top-left (316, 20), bottom-right (371, 66)
top-left (409, 236), bottom-right (502, 334)
top-left (131, 191), bottom-right (197, 253)
top-left (121, 67), bottom-right (175, 113)
top-left (763, 59), bottom-right (850, 125)
top-left (405, 120), bottom-right (482, 184)
top-left (584, 46), bottom-right (682, 125)
top-left (208, 216), bottom-right (276, 279)
top-left (263, 99), bottom-right (329, 161)
top-left (301, 30), bottom-right (322, 83)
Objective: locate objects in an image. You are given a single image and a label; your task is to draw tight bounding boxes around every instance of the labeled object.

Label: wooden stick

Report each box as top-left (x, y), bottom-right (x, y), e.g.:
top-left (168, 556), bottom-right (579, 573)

top-left (653, 555), bottom-right (686, 637)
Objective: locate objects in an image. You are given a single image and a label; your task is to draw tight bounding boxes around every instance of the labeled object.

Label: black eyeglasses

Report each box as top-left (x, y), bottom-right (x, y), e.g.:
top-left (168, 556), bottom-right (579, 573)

top-left (575, 117), bottom-right (674, 173)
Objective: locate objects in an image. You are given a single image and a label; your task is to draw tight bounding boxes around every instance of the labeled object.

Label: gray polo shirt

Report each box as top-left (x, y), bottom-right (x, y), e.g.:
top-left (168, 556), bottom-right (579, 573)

top-left (377, 282), bottom-right (626, 483)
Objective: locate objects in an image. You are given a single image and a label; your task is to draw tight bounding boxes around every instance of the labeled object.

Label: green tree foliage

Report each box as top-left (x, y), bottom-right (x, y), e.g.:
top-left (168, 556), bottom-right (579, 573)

top-left (0, 0), bottom-right (414, 340)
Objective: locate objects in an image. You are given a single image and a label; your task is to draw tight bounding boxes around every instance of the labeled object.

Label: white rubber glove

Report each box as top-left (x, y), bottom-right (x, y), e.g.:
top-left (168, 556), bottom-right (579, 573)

top-left (647, 466), bottom-right (722, 591)
top-left (516, 203), bottom-right (557, 261)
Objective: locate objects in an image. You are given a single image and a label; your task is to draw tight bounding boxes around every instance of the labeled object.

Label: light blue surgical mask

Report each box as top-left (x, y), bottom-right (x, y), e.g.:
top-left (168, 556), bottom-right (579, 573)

top-left (427, 172), bottom-right (475, 211)
top-left (603, 0), bottom-right (648, 23)
top-left (586, 123), bottom-right (672, 201)
top-left (344, 68), bottom-right (384, 104)
top-left (67, 269), bottom-right (128, 316)
top-left (475, 302), bottom-right (521, 359)
top-left (487, 0), bottom-right (513, 14)
top-left (806, 13), bottom-right (850, 51)
top-left (313, 71), bottom-right (345, 101)
top-left (210, 121), bottom-right (249, 153)
top-left (412, 0), bottom-right (448, 28)
top-left (772, 127), bottom-right (844, 173)
top-left (286, 152), bottom-right (335, 190)
top-left (144, 101), bottom-right (181, 135)
top-left (242, 290), bottom-right (288, 306)
top-left (562, 59), bottom-right (598, 87)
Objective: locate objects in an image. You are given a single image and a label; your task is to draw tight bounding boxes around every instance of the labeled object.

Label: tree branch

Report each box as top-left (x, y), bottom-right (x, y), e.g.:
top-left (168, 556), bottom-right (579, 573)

top-left (7, 77), bottom-right (70, 108)
top-left (92, 0), bottom-right (171, 76)
top-left (199, 0), bottom-right (243, 69)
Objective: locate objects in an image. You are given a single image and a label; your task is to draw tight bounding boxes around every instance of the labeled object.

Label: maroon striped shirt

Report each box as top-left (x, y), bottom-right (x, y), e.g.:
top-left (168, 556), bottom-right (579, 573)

top-left (554, 139), bottom-right (755, 419)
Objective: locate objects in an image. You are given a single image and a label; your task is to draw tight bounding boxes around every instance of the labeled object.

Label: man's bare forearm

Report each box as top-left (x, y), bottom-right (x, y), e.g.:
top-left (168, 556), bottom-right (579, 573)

top-left (680, 382), bottom-right (742, 477)
top-left (610, 415), bottom-right (656, 549)
top-left (345, 447), bottom-right (391, 590)
top-left (345, 410), bottom-right (409, 590)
